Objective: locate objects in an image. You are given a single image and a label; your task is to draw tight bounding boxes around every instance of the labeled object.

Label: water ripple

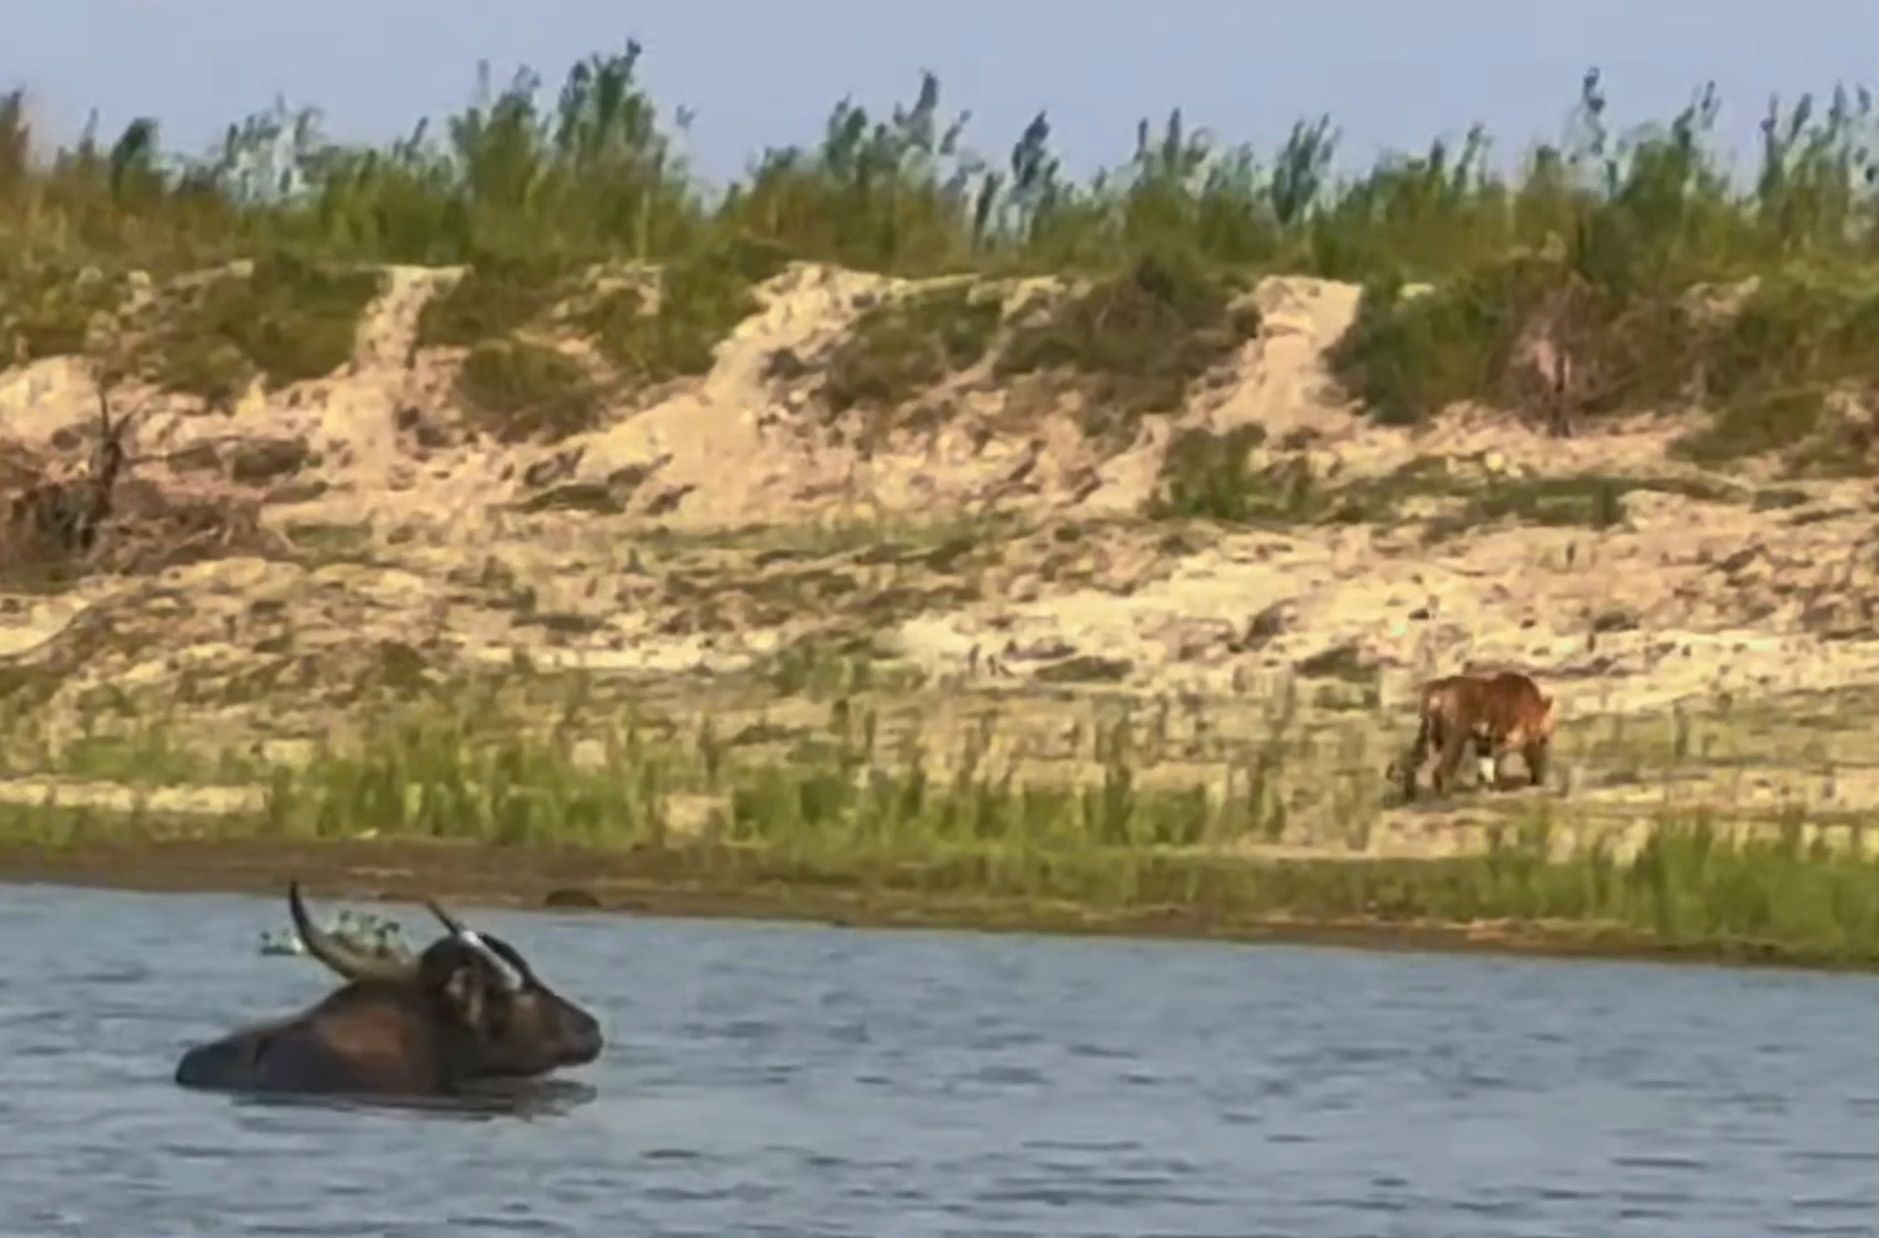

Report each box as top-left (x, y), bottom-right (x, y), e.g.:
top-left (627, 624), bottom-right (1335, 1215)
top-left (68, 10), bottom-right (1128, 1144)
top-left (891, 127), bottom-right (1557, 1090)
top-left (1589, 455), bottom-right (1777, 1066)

top-left (0, 884), bottom-right (1875, 1235)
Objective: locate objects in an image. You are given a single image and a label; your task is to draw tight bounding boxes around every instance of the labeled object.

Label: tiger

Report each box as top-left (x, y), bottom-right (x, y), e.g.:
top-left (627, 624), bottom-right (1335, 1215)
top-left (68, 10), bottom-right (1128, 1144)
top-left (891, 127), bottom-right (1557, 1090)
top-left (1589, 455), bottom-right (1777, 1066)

top-left (1394, 669), bottom-right (1557, 800)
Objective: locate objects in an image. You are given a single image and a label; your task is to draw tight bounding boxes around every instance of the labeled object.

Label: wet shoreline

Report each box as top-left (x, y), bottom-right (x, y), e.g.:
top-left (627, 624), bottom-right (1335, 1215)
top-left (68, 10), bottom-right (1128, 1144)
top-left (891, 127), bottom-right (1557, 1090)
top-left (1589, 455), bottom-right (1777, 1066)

top-left (0, 835), bottom-right (1867, 977)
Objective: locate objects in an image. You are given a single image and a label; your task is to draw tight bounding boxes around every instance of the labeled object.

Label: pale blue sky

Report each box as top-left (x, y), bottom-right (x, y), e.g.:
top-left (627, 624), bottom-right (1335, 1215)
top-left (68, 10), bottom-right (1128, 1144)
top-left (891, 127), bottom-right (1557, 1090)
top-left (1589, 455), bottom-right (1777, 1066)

top-left (8, 1), bottom-right (1878, 188)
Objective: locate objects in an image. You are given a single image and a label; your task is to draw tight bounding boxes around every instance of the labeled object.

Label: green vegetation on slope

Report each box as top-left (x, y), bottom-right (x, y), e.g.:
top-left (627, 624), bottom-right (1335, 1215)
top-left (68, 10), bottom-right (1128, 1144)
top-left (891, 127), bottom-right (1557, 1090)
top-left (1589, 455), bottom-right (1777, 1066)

top-left (0, 257), bottom-right (127, 363)
top-left (1150, 425), bottom-right (1283, 521)
top-left (578, 239), bottom-right (791, 381)
top-left (10, 55), bottom-right (1879, 456)
top-left (416, 258), bottom-right (569, 348)
top-left (823, 281), bottom-right (1005, 412)
top-left (456, 338), bottom-right (601, 442)
top-left (996, 253), bottom-right (1261, 440)
top-left (131, 253), bottom-right (384, 404)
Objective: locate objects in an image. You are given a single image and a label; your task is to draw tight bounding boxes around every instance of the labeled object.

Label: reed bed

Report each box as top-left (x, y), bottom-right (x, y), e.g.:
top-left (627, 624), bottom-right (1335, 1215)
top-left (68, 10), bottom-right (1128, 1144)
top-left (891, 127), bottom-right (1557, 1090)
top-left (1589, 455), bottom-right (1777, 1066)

top-left (6, 678), bottom-right (1879, 963)
top-left (10, 57), bottom-right (1879, 288)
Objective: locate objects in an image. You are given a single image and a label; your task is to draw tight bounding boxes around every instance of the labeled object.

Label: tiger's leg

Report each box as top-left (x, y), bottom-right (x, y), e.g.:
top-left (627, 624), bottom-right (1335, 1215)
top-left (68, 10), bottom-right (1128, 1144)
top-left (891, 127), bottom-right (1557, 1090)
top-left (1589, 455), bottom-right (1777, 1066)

top-left (1432, 721), bottom-right (1469, 796)
top-left (1522, 737), bottom-right (1550, 789)
top-left (1473, 728), bottom-right (1502, 790)
top-left (1402, 711), bottom-right (1435, 800)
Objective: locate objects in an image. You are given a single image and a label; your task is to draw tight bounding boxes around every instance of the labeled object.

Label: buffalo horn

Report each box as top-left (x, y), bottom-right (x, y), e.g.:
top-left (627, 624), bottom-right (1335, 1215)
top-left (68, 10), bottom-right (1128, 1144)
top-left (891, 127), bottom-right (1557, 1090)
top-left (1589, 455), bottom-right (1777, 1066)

top-left (423, 896), bottom-right (524, 992)
top-left (287, 881), bottom-right (417, 984)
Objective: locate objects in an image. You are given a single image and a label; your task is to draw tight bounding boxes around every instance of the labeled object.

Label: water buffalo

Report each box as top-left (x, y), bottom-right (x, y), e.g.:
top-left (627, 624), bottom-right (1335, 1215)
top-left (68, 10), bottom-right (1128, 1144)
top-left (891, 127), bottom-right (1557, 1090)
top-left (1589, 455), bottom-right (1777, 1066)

top-left (173, 882), bottom-right (604, 1097)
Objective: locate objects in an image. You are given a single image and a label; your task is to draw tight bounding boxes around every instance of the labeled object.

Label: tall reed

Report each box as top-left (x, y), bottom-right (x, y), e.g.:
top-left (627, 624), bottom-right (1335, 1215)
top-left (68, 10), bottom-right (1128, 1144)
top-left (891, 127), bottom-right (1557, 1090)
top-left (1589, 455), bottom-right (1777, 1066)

top-left (11, 692), bottom-right (1879, 961)
top-left (7, 56), bottom-right (1879, 289)
top-left (12, 52), bottom-right (1879, 448)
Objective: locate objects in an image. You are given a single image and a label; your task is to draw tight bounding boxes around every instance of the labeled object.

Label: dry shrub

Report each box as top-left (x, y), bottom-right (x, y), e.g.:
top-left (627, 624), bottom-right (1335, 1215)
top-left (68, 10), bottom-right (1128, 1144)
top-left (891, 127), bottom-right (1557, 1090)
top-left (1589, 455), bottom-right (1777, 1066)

top-left (2, 430), bottom-right (282, 584)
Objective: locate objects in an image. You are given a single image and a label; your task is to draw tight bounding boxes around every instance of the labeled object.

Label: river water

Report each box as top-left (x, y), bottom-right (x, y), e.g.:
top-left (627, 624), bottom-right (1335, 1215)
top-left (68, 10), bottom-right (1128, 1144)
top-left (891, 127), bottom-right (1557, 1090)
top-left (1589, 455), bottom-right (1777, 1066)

top-left (2, 882), bottom-right (1878, 1236)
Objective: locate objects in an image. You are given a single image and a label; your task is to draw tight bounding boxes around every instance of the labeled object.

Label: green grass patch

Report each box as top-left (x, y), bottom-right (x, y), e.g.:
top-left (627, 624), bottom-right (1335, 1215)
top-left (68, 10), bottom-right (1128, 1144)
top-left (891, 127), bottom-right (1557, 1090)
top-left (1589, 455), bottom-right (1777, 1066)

top-left (757, 635), bottom-right (921, 699)
top-left (1330, 275), bottom-right (1501, 428)
top-left (1697, 273), bottom-right (1879, 403)
top-left (822, 281), bottom-right (1005, 410)
top-left (283, 520), bottom-right (375, 564)
top-left (416, 240), bottom-right (787, 391)
top-left (1425, 473), bottom-right (1737, 539)
top-left (578, 240), bottom-right (790, 381)
top-left (1333, 259), bottom-right (1879, 474)
top-left (1671, 389), bottom-right (1827, 465)
top-left (1751, 485), bottom-right (1810, 511)
top-left (1328, 257), bottom-right (1701, 428)
top-left (57, 725), bottom-right (264, 786)
top-left (1150, 440), bottom-right (1744, 534)
top-left (0, 258), bottom-right (128, 361)
top-left (1662, 273), bottom-right (1879, 467)
top-left (995, 253), bottom-right (1260, 440)
top-left (456, 337), bottom-right (602, 442)
top-left (134, 253), bottom-right (383, 403)
top-left (1148, 424), bottom-right (1300, 522)
top-left (6, 691), bottom-right (1879, 961)
top-left (416, 258), bottom-right (568, 348)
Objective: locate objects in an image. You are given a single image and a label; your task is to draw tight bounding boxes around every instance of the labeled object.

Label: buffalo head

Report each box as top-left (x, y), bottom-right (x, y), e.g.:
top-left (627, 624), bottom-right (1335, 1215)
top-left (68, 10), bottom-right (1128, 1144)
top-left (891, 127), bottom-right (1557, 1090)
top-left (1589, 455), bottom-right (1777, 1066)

top-left (174, 882), bottom-right (604, 1096)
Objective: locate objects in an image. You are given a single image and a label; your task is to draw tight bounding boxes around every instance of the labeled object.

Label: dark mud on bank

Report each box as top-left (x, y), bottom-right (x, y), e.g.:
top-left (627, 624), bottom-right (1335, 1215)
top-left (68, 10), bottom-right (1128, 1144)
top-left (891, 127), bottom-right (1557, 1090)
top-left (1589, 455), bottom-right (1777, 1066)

top-left (0, 836), bottom-right (1857, 977)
